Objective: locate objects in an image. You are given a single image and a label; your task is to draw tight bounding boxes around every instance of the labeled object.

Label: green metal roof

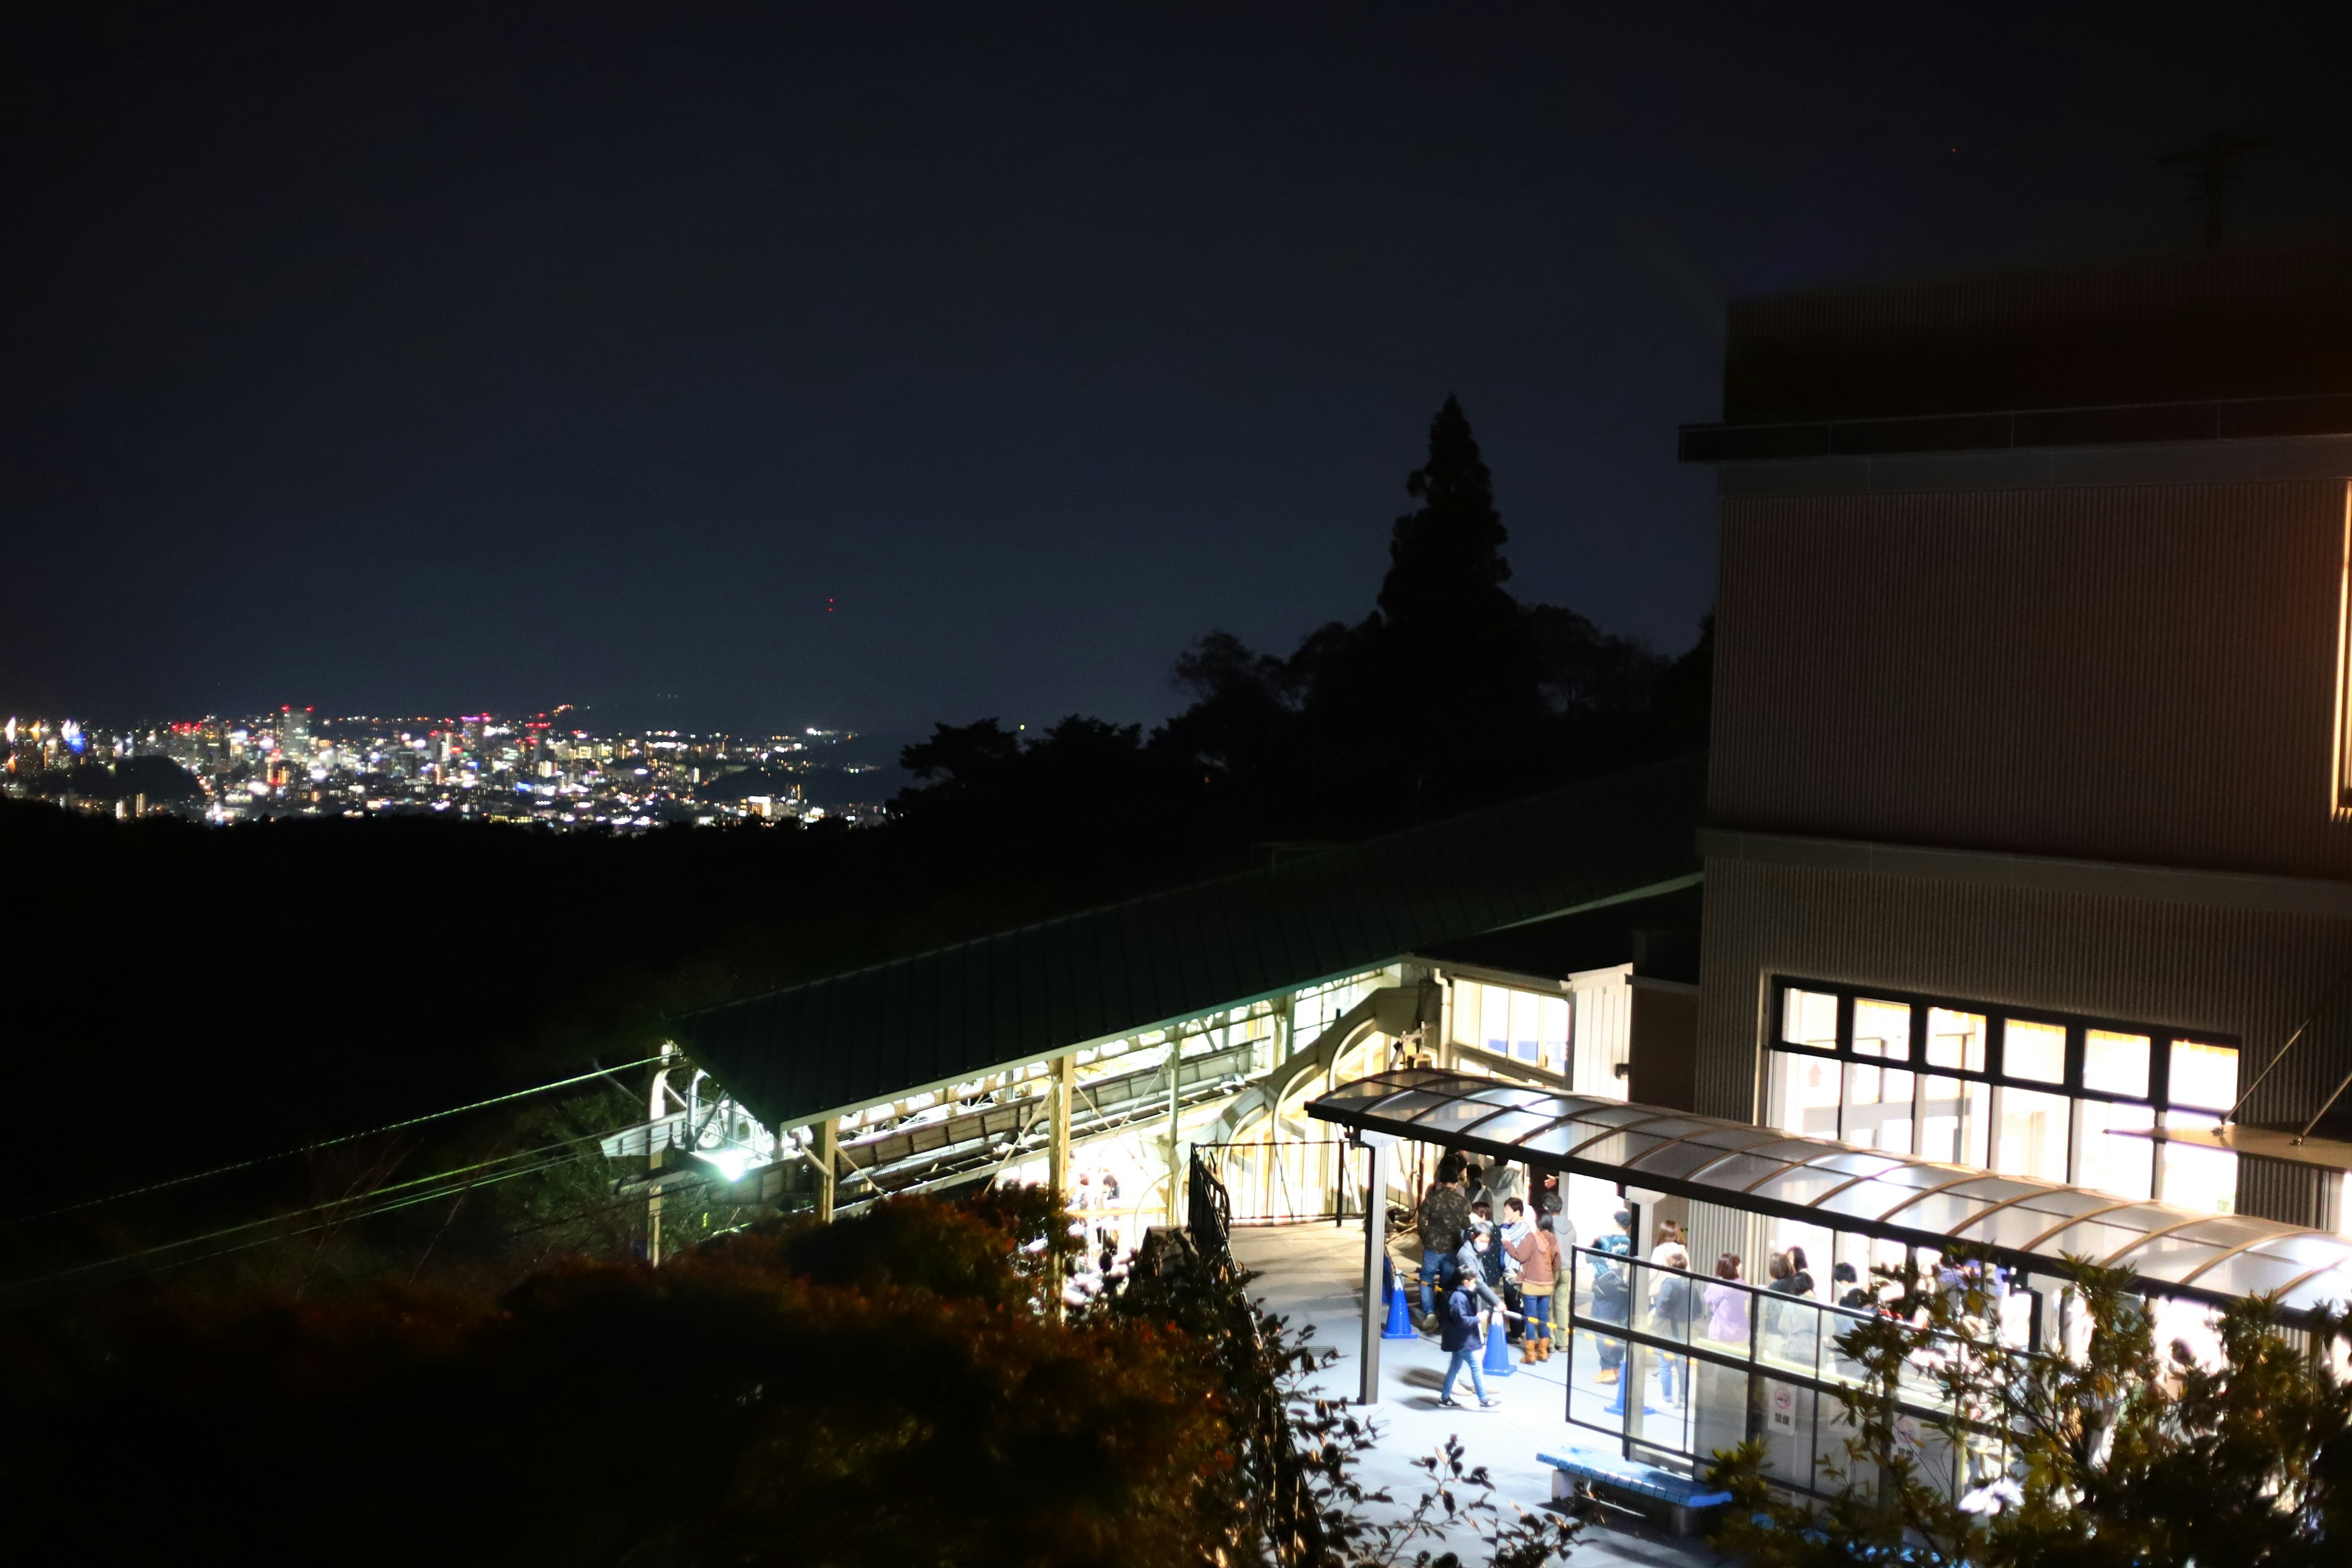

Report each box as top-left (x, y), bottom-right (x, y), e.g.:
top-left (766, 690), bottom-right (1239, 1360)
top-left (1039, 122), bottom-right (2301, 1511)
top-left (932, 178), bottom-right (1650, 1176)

top-left (672, 753), bottom-right (1705, 1131)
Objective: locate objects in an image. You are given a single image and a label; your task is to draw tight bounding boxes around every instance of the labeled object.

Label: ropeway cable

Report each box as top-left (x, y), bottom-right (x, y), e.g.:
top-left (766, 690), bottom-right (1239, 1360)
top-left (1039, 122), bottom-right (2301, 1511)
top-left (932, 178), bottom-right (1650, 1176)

top-left (0, 1054), bottom-right (666, 1232)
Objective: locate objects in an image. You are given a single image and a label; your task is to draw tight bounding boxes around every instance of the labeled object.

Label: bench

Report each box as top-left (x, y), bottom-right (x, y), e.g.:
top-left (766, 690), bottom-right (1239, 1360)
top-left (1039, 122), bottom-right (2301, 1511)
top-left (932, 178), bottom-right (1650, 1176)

top-left (1536, 1449), bottom-right (1732, 1538)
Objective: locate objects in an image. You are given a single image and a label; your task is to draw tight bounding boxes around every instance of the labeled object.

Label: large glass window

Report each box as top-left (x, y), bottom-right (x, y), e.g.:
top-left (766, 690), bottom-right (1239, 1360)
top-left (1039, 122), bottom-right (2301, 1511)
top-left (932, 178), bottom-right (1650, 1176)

top-left (1450, 978), bottom-right (1575, 1079)
top-left (1769, 979), bottom-right (2239, 1207)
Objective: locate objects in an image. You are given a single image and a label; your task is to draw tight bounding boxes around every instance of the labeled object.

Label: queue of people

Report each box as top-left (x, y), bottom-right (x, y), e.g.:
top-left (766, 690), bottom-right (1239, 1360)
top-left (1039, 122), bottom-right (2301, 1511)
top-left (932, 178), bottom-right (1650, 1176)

top-left (1409, 1156), bottom-right (1921, 1407)
top-left (1412, 1153), bottom-right (1580, 1404)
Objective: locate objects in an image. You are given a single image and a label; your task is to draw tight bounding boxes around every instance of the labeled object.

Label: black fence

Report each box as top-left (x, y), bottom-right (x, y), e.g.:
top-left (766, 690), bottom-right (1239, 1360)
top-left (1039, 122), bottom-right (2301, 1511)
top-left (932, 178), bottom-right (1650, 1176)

top-left (1190, 1139), bottom-right (1354, 1228)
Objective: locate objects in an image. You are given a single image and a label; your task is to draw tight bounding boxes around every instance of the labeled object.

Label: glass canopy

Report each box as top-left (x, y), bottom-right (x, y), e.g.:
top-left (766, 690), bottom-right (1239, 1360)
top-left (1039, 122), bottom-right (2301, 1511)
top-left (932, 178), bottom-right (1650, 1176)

top-left (1308, 1068), bottom-right (2352, 1317)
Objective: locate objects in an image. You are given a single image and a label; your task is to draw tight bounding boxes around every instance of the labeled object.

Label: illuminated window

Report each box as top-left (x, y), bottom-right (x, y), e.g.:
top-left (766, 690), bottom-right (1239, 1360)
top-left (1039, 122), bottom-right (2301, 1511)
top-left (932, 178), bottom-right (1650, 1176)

top-left (2168, 1040), bottom-right (2240, 1114)
top-left (1843, 1059), bottom-right (1914, 1152)
top-left (1924, 1008), bottom-right (1987, 1071)
top-left (1781, 988), bottom-right (1839, 1050)
top-left (1852, 998), bottom-right (1909, 1059)
top-left (1539, 995), bottom-right (1570, 1073)
top-left (2335, 479), bottom-right (2352, 813)
top-left (1769, 1049), bottom-right (1841, 1139)
top-left (1509, 989), bottom-right (1542, 1063)
top-left (2083, 1030), bottom-right (2151, 1098)
top-left (2075, 1099), bottom-right (2156, 1201)
top-left (1996, 1086), bottom-right (2071, 1182)
top-left (1768, 978), bottom-right (2237, 1208)
top-left (1920, 1076), bottom-right (1991, 1166)
top-left (2161, 1112), bottom-right (2238, 1215)
top-left (2005, 1020), bottom-right (2067, 1084)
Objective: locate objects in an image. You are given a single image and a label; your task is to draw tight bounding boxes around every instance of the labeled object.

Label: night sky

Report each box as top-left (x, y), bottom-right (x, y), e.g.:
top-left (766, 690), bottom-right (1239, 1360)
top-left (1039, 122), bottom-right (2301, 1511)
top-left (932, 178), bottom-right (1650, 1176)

top-left (6, 4), bottom-right (2346, 745)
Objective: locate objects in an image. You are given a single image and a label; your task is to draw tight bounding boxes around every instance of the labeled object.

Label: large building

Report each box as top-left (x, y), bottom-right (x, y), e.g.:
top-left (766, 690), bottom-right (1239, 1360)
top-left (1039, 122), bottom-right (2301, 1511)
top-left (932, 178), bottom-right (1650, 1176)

top-left (1684, 237), bottom-right (2352, 1263)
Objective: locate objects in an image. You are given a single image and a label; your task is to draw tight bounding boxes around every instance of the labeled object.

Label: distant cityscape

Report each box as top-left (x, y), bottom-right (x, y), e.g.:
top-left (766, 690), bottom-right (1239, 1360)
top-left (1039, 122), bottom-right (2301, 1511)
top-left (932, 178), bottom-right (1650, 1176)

top-left (0, 705), bottom-right (892, 831)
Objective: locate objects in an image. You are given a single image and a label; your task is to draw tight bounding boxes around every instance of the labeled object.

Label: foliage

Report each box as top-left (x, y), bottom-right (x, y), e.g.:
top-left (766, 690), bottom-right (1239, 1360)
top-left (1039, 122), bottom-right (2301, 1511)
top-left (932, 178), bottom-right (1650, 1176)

top-left (1709, 1248), bottom-right (2352, 1567)
top-left (1, 1193), bottom-right (1224, 1568)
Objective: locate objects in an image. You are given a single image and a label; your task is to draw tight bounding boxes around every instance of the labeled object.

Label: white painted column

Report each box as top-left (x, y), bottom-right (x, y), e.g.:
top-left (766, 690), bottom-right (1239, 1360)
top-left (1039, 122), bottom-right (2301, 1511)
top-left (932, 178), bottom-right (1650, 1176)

top-left (1360, 1133), bottom-right (1395, 1405)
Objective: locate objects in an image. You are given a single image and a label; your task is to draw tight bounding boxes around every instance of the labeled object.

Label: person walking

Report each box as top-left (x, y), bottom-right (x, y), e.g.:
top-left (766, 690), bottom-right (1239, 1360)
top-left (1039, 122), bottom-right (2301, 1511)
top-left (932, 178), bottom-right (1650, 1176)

top-left (1438, 1265), bottom-right (1501, 1409)
top-left (1506, 1208), bottom-right (1561, 1361)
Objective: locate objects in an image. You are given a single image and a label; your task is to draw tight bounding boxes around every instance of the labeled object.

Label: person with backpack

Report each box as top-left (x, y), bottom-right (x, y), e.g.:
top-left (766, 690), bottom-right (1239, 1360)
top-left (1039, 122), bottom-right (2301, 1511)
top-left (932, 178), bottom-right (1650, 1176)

top-left (1591, 1208), bottom-right (1634, 1384)
top-left (1438, 1244), bottom-right (1503, 1410)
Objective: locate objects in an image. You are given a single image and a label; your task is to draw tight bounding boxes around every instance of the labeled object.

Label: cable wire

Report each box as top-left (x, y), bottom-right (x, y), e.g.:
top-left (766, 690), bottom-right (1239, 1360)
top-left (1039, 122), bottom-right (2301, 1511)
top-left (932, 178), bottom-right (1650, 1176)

top-left (1, 1054), bottom-right (666, 1232)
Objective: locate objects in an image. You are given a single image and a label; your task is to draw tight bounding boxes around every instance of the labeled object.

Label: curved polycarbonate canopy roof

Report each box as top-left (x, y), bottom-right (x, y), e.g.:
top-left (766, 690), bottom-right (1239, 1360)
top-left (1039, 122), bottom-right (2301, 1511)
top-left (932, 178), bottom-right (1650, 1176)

top-left (1308, 1068), bottom-right (2352, 1319)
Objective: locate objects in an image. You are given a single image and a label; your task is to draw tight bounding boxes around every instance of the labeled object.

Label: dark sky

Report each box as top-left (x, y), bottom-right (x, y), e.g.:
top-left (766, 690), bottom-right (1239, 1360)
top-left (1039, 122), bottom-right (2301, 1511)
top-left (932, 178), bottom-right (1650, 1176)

top-left (6, 3), bottom-right (2346, 743)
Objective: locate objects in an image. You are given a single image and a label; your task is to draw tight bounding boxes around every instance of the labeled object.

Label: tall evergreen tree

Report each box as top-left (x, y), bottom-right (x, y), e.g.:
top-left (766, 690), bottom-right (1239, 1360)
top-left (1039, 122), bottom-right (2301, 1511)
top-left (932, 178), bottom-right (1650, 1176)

top-left (1378, 394), bottom-right (1515, 629)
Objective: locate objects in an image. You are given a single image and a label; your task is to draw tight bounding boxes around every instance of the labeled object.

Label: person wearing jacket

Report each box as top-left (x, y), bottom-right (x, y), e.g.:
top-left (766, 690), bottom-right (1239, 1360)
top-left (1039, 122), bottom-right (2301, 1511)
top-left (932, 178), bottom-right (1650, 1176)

top-left (1453, 1223), bottom-right (1505, 1316)
top-left (1438, 1268), bottom-right (1501, 1409)
top-left (1505, 1209), bottom-right (1561, 1362)
top-left (1702, 1254), bottom-right (1749, 1347)
top-left (1648, 1229), bottom-right (1694, 1403)
top-left (1590, 1209), bottom-right (1634, 1384)
top-left (1415, 1158), bottom-right (1470, 1326)
top-left (1766, 1246), bottom-right (1820, 1365)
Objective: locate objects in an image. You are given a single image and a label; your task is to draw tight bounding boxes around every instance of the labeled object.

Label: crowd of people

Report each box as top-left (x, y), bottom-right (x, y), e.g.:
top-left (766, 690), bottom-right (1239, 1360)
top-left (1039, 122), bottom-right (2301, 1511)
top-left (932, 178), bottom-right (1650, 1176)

top-left (1409, 1153), bottom-right (1898, 1409)
top-left (1409, 1152), bottom-right (1577, 1408)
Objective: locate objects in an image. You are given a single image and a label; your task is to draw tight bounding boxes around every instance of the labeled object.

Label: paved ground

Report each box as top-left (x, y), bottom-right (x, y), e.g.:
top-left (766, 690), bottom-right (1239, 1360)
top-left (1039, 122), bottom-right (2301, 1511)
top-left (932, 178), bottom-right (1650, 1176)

top-left (1231, 1223), bottom-right (1724, 1568)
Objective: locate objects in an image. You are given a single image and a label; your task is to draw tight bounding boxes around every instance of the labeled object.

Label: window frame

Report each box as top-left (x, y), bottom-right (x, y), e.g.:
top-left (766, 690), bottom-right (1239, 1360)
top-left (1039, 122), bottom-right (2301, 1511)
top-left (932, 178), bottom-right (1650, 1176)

top-left (1769, 978), bottom-right (2233, 1114)
top-left (1766, 977), bottom-right (2241, 1208)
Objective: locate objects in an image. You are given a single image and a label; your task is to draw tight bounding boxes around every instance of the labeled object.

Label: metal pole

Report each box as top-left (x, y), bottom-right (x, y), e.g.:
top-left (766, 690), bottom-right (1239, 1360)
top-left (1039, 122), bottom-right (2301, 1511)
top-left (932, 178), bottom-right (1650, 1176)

top-left (1166, 1045), bottom-right (1182, 1228)
top-left (647, 1046), bottom-right (674, 1267)
top-left (1048, 1055), bottom-right (1075, 1317)
top-left (1360, 1137), bottom-right (1392, 1406)
top-left (815, 1117), bottom-right (839, 1223)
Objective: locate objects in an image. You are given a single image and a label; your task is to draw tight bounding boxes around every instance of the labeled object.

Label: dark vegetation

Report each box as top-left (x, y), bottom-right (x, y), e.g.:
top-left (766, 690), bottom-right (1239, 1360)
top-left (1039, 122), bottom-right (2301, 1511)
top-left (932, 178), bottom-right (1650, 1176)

top-left (0, 396), bottom-right (1703, 1278)
top-left (1, 1188), bottom-right (1586, 1567)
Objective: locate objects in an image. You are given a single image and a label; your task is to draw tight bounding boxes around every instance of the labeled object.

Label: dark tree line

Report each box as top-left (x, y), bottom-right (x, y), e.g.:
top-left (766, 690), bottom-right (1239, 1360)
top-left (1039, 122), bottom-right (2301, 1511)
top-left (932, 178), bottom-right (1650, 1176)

top-left (889, 396), bottom-right (1708, 879)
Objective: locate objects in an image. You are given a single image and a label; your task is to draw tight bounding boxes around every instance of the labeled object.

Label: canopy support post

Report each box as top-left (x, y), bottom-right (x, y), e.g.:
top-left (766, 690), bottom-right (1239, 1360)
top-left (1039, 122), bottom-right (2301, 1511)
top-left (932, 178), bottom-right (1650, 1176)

top-left (1360, 1133), bottom-right (1394, 1405)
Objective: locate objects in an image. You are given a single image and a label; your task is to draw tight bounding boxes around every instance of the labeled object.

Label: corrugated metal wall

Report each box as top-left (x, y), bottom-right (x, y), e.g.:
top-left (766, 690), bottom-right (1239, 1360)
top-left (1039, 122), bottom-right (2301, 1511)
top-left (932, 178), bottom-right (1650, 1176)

top-left (1722, 243), bottom-right (2352, 423)
top-left (1694, 856), bottom-right (2352, 1224)
top-left (1713, 480), bottom-right (2352, 880)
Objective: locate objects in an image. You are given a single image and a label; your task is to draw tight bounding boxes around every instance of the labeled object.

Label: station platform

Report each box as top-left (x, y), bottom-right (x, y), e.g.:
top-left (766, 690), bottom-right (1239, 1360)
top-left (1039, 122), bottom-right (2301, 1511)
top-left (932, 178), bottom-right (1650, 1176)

top-left (1230, 1224), bottom-right (1724, 1567)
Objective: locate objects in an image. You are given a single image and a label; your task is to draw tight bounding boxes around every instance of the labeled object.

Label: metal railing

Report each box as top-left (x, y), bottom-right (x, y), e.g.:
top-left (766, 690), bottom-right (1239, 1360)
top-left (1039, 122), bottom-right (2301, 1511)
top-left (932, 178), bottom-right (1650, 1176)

top-left (1191, 1139), bottom-right (1354, 1227)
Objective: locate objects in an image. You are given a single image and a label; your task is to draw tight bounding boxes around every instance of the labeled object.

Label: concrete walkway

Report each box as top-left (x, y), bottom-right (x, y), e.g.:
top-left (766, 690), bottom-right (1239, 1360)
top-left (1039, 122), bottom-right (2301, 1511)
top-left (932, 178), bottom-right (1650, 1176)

top-left (1231, 1223), bottom-right (1723, 1568)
